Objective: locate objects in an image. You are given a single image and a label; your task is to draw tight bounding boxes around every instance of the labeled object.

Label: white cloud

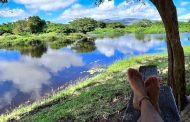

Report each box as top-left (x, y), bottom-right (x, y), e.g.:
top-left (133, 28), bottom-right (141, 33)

top-left (14, 0), bottom-right (77, 11)
top-left (0, 8), bottom-right (27, 18)
top-left (180, 1), bottom-right (190, 6)
top-left (57, 0), bottom-right (160, 22)
top-left (179, 13), bottom-right (190, 20)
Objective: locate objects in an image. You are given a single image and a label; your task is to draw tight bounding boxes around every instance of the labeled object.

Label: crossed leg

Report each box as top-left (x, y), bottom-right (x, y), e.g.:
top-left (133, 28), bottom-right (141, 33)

top-left (127, 68), bottom-right (163, 122)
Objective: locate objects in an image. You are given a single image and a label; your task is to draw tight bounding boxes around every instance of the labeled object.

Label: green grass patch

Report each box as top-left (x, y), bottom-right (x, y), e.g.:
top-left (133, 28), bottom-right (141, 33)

top-left (90, 22), bottom-right (190, 35)
top-left (0, 32), bottom-right (87, 49)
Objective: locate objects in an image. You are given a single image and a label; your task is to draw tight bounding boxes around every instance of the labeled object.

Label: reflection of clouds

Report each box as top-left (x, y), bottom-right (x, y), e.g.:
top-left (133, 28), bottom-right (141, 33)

top-left (24, 49), bottom-right (84, 73)
top-left (95, 34), bottom-right (162, 57)
top-left (0, 91), bottom-right (16, 110)
top-left (0, 49), bottom-right (84, 93)
top-left (0, 49), bottom-right (84, 109)
top-left (0, 61), bottom-right (51, 94)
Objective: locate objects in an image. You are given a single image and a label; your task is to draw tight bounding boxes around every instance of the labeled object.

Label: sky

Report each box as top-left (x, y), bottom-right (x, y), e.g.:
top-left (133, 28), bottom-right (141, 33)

top-left (0, 0), bottom-right (190, 24)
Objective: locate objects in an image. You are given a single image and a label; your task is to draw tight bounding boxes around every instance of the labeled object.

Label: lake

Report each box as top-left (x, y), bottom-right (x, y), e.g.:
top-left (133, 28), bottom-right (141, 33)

top-left (0, 33), bottom-right (190, 114)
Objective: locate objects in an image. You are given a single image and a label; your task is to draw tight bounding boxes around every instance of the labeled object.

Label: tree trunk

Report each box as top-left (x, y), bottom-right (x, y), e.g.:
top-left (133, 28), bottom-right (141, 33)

top-left (150, 0), bottom-right (186, 111)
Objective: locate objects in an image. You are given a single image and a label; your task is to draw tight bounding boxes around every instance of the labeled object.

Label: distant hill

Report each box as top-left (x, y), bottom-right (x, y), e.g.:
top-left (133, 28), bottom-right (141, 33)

top-left (101, 18), bottom-right (140, 25)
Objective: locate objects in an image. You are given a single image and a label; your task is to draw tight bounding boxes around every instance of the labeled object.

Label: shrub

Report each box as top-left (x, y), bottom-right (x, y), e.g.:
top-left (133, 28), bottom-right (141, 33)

top-left (70, 18), bottom-right (98, 33)
top-left (107, 22), bottom-right (125, 28)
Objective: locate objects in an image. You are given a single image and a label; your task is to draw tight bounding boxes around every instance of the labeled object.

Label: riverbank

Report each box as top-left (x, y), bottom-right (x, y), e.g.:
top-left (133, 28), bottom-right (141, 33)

top-left (0, 32), bottom-right (89, 49)
top-left (90, 22), bottom-right (190, 35)
top-left (0, 46), bottom-right (190, 122)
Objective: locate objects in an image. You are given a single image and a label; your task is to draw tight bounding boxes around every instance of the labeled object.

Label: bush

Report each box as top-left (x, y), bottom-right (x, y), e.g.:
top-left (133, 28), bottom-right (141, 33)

top-left (46, 36), bottom-right (58, 42)
top-left (107, 22), bottom-right (125, 28)
top-left (67, 33), bottom-right (85, 41)
top-left (97, 21), bottom-right (107, 28)
top-left (0, 23), bottom-right (13, 35)
top-left (27, 16), bottom-right (47, 33)
top-left (133, 19), bottom-right (153, 28)
top-left (47, 23), bottom-right (74, 34)
top-left (12, 16), bottom-right (46, 34)
top-left (70, 18), bottom-right (98, 33)
top-left (58, 25), bottom-right (74, 34)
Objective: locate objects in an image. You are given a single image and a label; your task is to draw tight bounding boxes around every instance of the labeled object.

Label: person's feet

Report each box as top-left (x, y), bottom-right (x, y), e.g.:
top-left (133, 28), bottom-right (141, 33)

top-left (127, 68), bottom-right (147, 110)
top-left (144, 76), bottom-right (161, 113)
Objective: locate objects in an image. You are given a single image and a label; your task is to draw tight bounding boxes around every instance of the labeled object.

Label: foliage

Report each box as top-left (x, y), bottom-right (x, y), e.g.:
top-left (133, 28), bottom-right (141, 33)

top-left (12, 20), bottom-right (29, 34)
top-left (70, 18), bottom-right (98, 33)
top-left (89, 27), bottom-right (126, 38)
top-left (50, 33), bottom-right (87, 49)
top-left (27, 16), bottom-right (46, 33)
top-left (90, 20), bottom-right (166, 34)
top-left (179, 22), bottom-right (190, 32)
top-left (46, 23), bottom-right (74, 34)
top-left (0, 32), bottom-right (86, 49)
top-left (1, 17), bottom-right (190, 50)
top-left (97, 21), bottom-right (107, 28)
top-left (11, 16), bottom-right (46, 34)
top-left (0, 23), bottom-right (13, 35)
top-left (107, 22), bottom-right (125, 28)
top-left (133, 19), bottom-right (153, 27)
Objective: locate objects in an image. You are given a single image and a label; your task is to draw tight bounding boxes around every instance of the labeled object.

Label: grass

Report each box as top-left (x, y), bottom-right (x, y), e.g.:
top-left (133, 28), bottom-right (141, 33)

top-left (0, 46), bottom-right (190, 122)
top-left (0, 33), bottom-right (87, 49)
top-left (90, 22), bottom-right (190, 35)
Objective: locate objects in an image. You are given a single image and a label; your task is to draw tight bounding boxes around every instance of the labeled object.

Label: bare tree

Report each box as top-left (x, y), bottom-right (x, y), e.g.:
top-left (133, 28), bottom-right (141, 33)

top-left (96, 0), bottom-right (186, 111)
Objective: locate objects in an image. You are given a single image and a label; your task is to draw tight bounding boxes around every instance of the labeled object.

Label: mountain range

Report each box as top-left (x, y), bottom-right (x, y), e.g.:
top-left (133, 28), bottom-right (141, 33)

top-left (102, 18), bottom-right (141, 24)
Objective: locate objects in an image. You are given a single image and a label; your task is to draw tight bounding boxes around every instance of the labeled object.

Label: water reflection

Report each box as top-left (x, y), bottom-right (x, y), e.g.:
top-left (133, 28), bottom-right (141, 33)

top-left (0, 61), bottom-right (51, 93)
top-left (24, 49), bottom-right (84, 73)
top-left (95, 34), bottom-right (164, 57)
top-left (89, 32), bottom-right (126, 39)
top-left (19, 45), bottom-right (47, 58)
top-left (71, 38), bottom-right (96, 53)
top-left (0, 90), bottom-right (16, 111)
top-left (0, 49), bottom-right (84, 112)
top-left (134, 33), bottom-right (148, 42)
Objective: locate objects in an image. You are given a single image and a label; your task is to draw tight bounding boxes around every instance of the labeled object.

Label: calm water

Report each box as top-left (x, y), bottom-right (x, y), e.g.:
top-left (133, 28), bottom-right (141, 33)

top-left (0, 33), bottom-right (190, 114)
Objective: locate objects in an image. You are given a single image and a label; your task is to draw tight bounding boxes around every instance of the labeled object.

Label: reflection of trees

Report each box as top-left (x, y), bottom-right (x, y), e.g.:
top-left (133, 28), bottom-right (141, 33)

top-left (188, 37), bottom-right (190, 41)
top-left (19, 45), bottom-right (47, 58)
top-left (134, 33), bottom-right (151, 43)
top-left (71, 38), bottom-right (96, 53)
top-left (154, 35), bottom-right (166, 41)
top-left (50, 39), bottom-right (73, 49)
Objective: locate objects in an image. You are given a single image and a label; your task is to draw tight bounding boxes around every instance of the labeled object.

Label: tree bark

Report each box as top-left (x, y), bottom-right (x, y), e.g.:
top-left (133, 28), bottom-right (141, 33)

top-left (150, 0), bottom-right (186, 111)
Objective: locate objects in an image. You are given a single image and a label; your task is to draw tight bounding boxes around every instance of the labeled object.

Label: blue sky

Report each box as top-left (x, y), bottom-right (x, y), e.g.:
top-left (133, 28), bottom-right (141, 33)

top-left (0, 0), bottom-right (190, 24)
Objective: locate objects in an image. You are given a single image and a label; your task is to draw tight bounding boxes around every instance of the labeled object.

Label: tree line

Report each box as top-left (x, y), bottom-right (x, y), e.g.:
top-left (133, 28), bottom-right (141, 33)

top-left (0, 16), bottom-right (126, 35)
